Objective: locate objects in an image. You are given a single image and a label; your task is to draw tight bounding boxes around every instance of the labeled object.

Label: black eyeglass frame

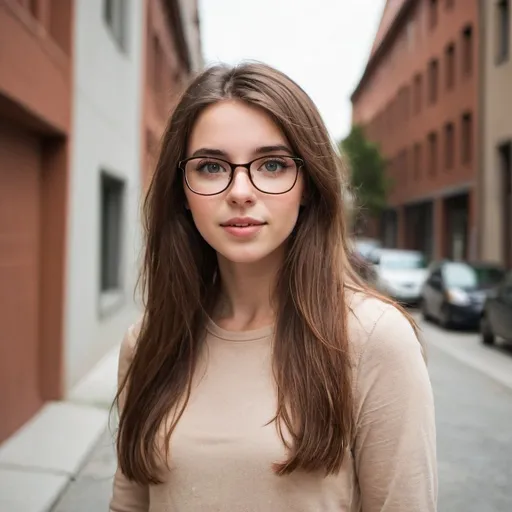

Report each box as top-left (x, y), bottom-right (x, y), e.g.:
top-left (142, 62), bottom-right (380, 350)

top-left (178, 155), bottom-right (305, 196)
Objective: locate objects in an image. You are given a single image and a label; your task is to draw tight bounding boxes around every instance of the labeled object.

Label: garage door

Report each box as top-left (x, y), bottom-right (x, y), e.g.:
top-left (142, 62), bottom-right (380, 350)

top-left (0, 119), bottom-right (43, 442)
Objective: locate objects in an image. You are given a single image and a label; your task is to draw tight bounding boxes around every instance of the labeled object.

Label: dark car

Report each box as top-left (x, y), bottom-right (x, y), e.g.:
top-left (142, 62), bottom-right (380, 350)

top-left (480, 270), bottom-right (512, 345)
top-left (421, 260), bottom-right (506, 329)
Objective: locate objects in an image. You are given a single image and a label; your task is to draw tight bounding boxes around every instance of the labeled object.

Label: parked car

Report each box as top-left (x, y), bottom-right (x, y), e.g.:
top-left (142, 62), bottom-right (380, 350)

top-left (354, 237), bottom-right (381, 262)
top-left (369, 248), bottom-right (428, 305)
top-left (421, 260), bottom-right (506, 328)
top-left (480, 270), bottom-right (512, 345)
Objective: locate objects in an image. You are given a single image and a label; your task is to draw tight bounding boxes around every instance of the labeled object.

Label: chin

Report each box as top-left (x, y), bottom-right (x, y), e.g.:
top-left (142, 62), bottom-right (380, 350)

top-left (217, 247), bottom-right (275, 264)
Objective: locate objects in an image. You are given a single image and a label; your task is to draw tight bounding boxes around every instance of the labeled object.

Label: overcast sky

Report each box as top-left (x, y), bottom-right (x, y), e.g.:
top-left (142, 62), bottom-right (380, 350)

top-left (198, 0), bottom-right (386, 142)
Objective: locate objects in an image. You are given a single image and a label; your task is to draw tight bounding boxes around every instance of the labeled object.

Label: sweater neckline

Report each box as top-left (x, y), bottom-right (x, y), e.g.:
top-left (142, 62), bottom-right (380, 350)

top-left (206, 318), bottom-right (274, 342)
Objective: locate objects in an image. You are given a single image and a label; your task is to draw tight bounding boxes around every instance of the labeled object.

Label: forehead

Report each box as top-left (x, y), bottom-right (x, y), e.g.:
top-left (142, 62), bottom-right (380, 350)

top-left (187, 100), bottom-right (288, 157)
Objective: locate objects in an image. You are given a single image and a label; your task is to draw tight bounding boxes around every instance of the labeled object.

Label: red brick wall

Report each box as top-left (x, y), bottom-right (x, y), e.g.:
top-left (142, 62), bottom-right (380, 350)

top-left (0, 0), bottom-right (73, 440)
top-left (352, 0), bottom-right (479, 256)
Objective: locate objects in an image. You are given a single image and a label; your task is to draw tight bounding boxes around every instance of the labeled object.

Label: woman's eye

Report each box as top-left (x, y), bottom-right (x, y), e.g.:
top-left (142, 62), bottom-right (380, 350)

top-left (263, 160), bottom-right (285, 172)
top-left (199, 162), bottom-right (225, 173)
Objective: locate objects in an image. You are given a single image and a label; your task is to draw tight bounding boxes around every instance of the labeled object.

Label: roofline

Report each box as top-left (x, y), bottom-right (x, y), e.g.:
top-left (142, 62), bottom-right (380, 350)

top-left (351, 0), bottom-right (415, 103)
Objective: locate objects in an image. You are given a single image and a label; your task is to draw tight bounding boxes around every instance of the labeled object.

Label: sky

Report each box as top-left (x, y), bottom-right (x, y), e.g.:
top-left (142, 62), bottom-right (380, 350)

top-left (198, 0), bottom-right (386, 143)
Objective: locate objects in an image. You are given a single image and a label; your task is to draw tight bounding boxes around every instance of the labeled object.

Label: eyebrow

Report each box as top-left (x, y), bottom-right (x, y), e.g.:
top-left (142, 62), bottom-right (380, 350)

top-left (190, 144), bottom-right (293, 158)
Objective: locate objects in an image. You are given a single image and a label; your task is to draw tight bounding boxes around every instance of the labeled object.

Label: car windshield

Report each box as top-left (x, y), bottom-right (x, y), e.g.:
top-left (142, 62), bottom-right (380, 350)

top-left (444, 263), bottom-right (505, 289)
top-left (379, 252), bottom-right (427, 270)
top-left (444, 263), bottom-right (477, 289)
top-left (355, 240), bottom-right (380, 259)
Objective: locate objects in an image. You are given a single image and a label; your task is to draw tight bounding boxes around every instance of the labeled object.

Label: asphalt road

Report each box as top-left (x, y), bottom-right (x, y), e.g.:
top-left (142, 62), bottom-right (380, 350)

top-left (51, 317), bottom-right (512, 512)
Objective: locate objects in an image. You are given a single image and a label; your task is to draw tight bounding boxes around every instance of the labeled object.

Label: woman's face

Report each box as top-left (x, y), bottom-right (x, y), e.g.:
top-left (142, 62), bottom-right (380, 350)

top-left (184, 100), bottom-right (304, 264)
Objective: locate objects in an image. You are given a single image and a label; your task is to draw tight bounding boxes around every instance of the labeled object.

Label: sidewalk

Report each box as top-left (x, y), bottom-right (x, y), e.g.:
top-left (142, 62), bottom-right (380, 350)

top-left (413, 312), bottom-right (512, 392)
top-left (0, 345), bottom-right (120, 512)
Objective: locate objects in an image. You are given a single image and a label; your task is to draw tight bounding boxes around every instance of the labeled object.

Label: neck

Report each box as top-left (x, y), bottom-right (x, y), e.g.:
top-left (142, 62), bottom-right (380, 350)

top-left (214, 248), bottom-right (284, 331)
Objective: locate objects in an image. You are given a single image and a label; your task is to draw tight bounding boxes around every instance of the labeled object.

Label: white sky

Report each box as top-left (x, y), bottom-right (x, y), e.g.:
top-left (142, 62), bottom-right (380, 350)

top-left (198, 0), bottom-right (386, 142)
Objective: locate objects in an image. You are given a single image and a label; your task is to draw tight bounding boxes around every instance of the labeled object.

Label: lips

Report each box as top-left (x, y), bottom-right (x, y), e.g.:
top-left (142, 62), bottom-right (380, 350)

top-left (220, 217), bottom-right (266, 227)
top-left (220, 217), bottom-right (267, 238)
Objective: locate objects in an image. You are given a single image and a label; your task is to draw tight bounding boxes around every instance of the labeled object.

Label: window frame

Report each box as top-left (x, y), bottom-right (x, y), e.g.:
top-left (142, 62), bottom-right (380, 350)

top-left (104, 0), bottom-right (129, 53)
top-left (496, 0), bottom-right (510, 65)
top-left (98, 170), bottom-right (126, 317)
top-left (461, 24), bottom-right (473, 77)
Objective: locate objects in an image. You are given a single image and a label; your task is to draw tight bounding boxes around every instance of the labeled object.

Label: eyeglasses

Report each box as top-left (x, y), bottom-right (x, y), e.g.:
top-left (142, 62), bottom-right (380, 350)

top-left (179, 155), bottom-right (304, 196)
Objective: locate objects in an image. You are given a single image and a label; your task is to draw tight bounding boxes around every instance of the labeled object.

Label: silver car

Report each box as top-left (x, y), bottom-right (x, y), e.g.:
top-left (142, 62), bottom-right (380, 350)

top-left (369, 249), bottom-right (429, 305)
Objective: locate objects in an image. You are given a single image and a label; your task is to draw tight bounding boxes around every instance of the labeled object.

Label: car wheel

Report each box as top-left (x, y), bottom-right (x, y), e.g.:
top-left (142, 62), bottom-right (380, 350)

top-left (480, 313), bottom-right (495, 346)
top-left (440, 303), bottom-right (452, 330)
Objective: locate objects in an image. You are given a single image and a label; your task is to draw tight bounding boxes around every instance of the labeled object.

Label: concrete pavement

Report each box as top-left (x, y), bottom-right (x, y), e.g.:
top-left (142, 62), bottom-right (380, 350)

top-left (428, 340), bottom-right (512, 511)
top-left (0, 345), bottom-right (120, 512)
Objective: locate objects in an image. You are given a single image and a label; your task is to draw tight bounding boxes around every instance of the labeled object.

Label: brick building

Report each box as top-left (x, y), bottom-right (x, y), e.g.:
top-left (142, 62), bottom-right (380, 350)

top-left (480, 0), bottom-right (512, 268)
top-left (143, 0), bottom-right (203, 188)
top-left (0, 0), bottom-right (201, 444)
top-left (351, 0), bottom-right (479, 262)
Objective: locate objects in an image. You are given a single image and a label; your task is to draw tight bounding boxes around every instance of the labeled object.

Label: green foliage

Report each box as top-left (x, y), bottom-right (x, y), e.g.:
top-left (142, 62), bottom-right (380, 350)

top-left (340, 125), bottom-right (389, 216)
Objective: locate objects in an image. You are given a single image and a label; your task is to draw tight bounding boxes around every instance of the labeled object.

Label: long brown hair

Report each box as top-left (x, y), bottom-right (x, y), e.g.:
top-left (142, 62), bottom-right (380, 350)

top-left (114, 62), bottom-right (406, 484)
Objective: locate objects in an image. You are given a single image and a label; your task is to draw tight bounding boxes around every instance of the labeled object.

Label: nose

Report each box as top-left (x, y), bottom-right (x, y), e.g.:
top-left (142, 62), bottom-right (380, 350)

top-left (225, 167), bottom-right (256, 206)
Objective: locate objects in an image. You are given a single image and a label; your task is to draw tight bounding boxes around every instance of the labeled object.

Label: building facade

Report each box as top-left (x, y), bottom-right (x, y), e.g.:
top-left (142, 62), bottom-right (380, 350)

top-left (351, 0), bottom-right (479, 262)
top-left (142, 0), bottom-right (200, 188)
top-left (0, 0), bottom-right (201, 443)
top-left (64, 0), bottom-right (146, 395)
top-left (0, 0), bottom-right (74, 442)
top-left (480, 0), bottom-right (512, 268)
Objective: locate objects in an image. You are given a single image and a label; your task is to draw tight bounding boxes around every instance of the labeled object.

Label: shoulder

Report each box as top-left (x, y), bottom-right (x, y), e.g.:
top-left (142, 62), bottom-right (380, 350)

top-left (346, 290), bottom-right (426, 368)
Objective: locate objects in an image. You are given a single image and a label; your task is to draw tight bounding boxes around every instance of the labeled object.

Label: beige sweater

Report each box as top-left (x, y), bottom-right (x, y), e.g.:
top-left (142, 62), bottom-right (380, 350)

top-left (109, 294), bottom-right (437, 512)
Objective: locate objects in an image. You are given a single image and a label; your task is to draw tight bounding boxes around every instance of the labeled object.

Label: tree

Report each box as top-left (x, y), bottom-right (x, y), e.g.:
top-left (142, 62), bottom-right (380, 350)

top-left (340, 125), bottom-right (389, 218)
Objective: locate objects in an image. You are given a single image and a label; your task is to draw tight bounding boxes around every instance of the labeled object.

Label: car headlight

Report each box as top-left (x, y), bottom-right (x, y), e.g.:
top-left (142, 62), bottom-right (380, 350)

top-left (446, 288), bottom-right (470, 306)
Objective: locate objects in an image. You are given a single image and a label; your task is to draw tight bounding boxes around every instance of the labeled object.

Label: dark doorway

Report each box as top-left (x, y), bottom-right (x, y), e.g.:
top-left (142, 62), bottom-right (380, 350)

top-left (444, 193), bottom-right (470, 261)
top-left (404, 202), bottom-right (434, 259)
top-left (499, 142), bottom-right (511, 268)
top-left (381, 209), bottom-right (398, 248)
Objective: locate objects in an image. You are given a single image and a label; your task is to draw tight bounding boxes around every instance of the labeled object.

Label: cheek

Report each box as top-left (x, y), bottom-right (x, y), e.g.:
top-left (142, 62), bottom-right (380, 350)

top-left (185, 193), bottom-right (219, 236)
top-left (267, 191), bottom-right (303, 230)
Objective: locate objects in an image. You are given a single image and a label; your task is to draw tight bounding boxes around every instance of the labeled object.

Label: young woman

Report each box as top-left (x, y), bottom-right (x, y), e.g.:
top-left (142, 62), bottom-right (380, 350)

top-left (110, 62), bottom-right (437, 512)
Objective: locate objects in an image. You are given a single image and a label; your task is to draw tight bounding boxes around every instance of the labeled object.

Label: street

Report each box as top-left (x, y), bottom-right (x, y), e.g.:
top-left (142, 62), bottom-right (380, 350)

top-left (51, 317), bottom-right (512, 512)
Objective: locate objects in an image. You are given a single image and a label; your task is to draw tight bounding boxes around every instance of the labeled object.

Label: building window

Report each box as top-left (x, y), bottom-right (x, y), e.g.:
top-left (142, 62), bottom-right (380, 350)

top-left (152, 34), bottom-right (163, 93)
top-left (428, 59), bottom-right (439, 104)
top-left (100, 172), bottom-right (125, 294)
top-left (29, 0), bottom-right (38, 18)
top-left (498, 142), bottom-right (512, 267)
top-left (413, 73), bottom-right (423, 113)
top-left (403, 86), bottom-right (410, 120)
top-left (445, 43), bottom-right (456, 89)
top-left (402, 149), bottom-right (409, 184)
top-left (429, 0), bottom-right (439, 29)
top-left (406, 17), bottom-right (415, 51)
top-left (496, 0), bottom-right (510, 64)
top-left (393, 97), bottom-right (398, 128)
top-left (428, 132), bottom-right (438, 175)
top-left (104, 0), bottom-right (128, 51)
top-left (414, 142), bottom-right (422, 180)
top-left (445, 122), bottom-right (455, 170)
top-left (461, 112), bottom-right (473, 164)
top-left (461, 24), bottom-right (473, 76)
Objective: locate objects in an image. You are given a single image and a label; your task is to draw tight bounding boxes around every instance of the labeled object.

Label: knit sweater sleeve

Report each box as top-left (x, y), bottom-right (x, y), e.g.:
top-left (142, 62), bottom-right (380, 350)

top-left (352, 305), bottom-right (438, 511)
